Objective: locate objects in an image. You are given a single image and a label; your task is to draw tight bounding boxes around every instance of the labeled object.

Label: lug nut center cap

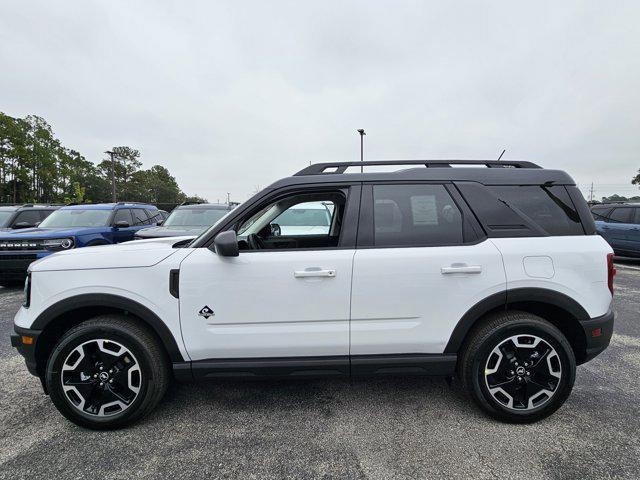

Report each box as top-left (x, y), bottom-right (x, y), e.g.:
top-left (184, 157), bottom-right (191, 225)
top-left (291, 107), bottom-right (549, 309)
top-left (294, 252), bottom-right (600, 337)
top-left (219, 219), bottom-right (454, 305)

top-left (515, 366), bottom-right (526, 376)
top-left (98, 372), bottom-right (109, 382)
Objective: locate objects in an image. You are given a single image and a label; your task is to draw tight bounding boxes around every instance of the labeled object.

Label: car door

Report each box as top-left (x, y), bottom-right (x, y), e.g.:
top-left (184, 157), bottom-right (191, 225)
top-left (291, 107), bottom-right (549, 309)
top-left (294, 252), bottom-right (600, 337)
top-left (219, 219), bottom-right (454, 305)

top-left (602, 207), bottom-right (633, 252)
top-left (110, 209), bottom-right (136, 243)
top-left (350, 183), bottom-right (506, 357)
top-left (178, 185), bottom-right (360, 361)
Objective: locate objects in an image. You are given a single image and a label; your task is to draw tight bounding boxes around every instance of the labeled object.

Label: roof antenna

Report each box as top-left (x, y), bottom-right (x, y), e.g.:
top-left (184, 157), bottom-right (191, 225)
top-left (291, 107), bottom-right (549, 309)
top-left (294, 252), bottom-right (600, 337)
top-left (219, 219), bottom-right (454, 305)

top-left (497, 149), bottom-right (506, 161)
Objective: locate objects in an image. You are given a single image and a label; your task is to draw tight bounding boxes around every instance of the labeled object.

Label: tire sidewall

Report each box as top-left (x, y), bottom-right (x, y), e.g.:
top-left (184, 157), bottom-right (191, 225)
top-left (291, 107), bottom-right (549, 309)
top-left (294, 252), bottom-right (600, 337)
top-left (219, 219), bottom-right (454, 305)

top-left (470, 320), bottom-right (576, 422)
top-left (46, 324), bottom-right (157, 429)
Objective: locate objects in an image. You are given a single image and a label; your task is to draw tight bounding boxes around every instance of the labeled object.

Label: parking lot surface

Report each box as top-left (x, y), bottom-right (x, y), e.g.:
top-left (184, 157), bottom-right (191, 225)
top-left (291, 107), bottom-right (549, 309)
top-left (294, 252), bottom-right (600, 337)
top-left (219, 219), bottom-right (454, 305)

top-left (1, 264), bottom-right (639, 480)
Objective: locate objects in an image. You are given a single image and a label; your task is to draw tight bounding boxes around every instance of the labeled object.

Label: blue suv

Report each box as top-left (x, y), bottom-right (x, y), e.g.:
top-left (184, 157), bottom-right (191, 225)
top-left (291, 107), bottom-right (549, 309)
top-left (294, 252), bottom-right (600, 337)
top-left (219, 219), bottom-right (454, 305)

top-left (592, 203), bottom-right (640, 258)
top-left (0, 202), bottom-right (161, 285)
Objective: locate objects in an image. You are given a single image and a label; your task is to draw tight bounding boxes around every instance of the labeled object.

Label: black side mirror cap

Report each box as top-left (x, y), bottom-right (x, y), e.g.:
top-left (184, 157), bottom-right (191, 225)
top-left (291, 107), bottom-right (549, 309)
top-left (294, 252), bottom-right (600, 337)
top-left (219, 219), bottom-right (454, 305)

top-left (114, 220), bottom-right (130, 229)
top-left (13, 222), bottom-right (35, 229)
top-left (212, 230), bottom-right (239, 257)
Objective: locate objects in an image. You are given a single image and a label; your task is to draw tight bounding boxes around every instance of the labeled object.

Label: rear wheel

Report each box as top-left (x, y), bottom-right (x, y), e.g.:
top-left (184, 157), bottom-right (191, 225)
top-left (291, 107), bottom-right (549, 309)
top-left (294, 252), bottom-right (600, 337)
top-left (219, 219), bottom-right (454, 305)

top-left (46, 315), bottom-right (170, 429)
top-left (460, 311), bottom-right (576, 423)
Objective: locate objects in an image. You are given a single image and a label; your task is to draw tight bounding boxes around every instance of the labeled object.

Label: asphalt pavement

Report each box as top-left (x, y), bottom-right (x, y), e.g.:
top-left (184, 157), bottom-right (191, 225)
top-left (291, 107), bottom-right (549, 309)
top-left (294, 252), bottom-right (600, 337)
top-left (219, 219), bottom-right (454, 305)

top-left (1, 264), bottom-right (639, 480)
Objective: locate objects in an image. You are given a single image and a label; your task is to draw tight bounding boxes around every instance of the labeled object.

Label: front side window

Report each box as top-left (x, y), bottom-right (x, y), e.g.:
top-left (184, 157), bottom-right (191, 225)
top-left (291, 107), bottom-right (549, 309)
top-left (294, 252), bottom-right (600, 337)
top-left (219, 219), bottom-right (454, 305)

top-left (489, 186), bottom-right (583, 236)
top-left (236, 192), bottom-right (345, 250)
top-left (13, 210), bottom-right (41, 227)
top-left (165, 208), bottom-right (229, 227)
top-left (373, 184), bottom-right (463, 247)
top-left (131, 209), bottom-right (150, 226)
top-left (608, 208), bottom-right (633, 224)
top-left (39, 209), bottom-right (111, 228)
top-left (113, 209), bottom-right (133, 225)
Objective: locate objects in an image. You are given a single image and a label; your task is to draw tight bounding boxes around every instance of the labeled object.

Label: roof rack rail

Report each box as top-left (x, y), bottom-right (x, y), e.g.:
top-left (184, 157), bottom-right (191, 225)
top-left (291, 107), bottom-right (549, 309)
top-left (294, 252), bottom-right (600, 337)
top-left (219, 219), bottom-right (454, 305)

top-left (116, 201), bottom-right (149, 206)
top-left (294, 160), bottom-right (541, 176)
top-left (179, 201), bottom-right (206, 206)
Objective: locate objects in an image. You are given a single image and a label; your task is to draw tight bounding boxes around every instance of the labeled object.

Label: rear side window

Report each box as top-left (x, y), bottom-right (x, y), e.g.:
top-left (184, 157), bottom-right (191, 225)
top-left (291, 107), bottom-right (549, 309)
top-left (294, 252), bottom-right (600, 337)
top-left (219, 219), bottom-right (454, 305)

top-left (634, 208), bottom-right (640, 225)
top-left (39, 210), bottom-right (54, 221)
top-left (373, 184), bottom-right (463, 247)
top-left (488, 186), bottom-right (583, 236)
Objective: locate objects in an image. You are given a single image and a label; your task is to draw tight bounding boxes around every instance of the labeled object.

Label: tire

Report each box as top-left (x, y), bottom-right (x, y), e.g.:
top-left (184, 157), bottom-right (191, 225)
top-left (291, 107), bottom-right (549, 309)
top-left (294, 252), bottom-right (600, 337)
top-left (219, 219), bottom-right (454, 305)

top-left (459, 311), bottom-right (576, 423)
top-left (46, 315), bottom-right (170, 430)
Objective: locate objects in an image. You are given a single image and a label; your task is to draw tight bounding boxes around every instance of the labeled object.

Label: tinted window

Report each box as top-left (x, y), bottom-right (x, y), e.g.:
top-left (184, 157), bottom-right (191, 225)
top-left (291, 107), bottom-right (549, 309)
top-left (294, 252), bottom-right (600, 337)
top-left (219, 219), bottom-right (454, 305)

top-left (0, 210), bottom-right (14, 227)
top-left (609, 208), bottom-right (633, 224)
top-left (634, 208), bottom-right (640, 225)
top-left (39, 209), bottom-right (111, 228)
top-left (145, 209), bottom-right (162, 224)
top-left (489, 186), bottom-right (583, 236)
top-left (373, 184), bottom-right (463, 247)
top-left (39, 210), bottom-right (55, 221)
top-left (165, 208), bottom-right (229, 227)
top-left (13, 210), bottom-right (41, 226)
top-left (113, 209), bottom-right (133, 225)
top-left (591, 206), bottom-right (611, 221)
top-left (131, 208), bottom-right (150, 225)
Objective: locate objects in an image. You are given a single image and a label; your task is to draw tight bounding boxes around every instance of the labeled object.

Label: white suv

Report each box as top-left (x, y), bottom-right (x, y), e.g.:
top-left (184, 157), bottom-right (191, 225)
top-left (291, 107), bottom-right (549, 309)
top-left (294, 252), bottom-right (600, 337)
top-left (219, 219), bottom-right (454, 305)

top-left (11, 160), bottom-right (616, 429)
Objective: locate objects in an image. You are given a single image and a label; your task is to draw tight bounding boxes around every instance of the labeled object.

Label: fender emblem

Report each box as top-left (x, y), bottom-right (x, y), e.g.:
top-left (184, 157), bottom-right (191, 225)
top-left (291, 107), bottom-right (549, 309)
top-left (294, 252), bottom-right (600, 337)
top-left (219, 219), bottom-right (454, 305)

top-left (198, 306), bottom-right (215, 319)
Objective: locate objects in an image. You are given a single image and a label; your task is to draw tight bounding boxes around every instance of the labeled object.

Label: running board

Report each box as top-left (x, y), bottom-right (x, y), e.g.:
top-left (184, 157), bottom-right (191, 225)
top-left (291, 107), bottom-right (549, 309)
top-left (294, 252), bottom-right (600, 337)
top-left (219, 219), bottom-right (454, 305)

top-left (173, 354), bottom-right (457, 381)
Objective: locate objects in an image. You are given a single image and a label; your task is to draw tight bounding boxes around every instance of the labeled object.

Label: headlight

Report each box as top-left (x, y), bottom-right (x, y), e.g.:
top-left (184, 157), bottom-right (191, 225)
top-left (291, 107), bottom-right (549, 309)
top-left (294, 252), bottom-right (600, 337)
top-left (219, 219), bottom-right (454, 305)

top-left (42, 238), bottom-right (74, 251)
top-left (23, 273), bottom-right (31, 308)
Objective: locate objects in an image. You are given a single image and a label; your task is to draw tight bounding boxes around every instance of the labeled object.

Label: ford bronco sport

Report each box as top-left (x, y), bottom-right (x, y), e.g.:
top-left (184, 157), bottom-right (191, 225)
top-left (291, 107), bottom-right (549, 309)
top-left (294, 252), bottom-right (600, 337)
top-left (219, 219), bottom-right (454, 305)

top-left (11, 160), bottom-right (615, 429)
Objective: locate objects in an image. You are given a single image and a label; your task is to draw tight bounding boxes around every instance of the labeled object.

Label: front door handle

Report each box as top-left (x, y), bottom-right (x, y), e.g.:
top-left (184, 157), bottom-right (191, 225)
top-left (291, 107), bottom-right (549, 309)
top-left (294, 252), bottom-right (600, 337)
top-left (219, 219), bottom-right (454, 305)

top-left (294, 269), bottom-right (336, 278)
top-left (441, 264), bottom-right (482, 274)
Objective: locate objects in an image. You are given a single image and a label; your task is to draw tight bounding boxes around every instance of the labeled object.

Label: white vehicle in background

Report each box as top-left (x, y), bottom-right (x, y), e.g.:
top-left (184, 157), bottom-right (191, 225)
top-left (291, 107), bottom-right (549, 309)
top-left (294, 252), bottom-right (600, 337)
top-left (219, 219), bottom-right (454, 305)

top-left (271, 201), bottom-right (334, 236)
top-left (12, 160), bottom-right (615, 429)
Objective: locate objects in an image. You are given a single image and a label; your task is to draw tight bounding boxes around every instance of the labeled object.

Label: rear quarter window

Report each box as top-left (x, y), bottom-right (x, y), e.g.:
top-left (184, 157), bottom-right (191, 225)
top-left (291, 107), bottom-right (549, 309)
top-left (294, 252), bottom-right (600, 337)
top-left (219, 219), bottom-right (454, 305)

top-left (488, 186), bottom-right (584, 236)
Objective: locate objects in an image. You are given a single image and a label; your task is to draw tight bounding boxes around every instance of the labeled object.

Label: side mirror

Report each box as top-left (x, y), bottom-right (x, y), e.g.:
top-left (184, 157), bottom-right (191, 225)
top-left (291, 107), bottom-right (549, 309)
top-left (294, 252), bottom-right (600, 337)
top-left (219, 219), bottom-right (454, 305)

top-left (13, 222), bottom-right (35, 229)
top-left (212, 230), bottom-right (239, 257)
top-left (114, 220), bottom-right (130, 229)
top-left (270, 223), bottom-right (281, 237)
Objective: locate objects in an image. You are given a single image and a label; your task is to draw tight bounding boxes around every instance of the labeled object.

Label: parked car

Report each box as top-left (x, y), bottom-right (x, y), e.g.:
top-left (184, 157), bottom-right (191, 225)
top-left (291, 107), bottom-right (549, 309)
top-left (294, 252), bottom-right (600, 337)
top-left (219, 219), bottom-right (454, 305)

top-left (135, 203), bottom-right (235, 239)
top-left (591, 203), bottom-right (640, 258)
top-left (11, 160), bottom-right (614, 429)
top-left (0, 204), bottom-right (60, 231)
top-left (0, 202), bottom-right (160, 285)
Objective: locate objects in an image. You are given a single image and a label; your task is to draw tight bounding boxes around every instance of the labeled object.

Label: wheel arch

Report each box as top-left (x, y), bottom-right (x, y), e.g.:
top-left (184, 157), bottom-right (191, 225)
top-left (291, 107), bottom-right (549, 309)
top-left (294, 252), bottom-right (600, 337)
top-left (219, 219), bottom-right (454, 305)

top-left (445, 288), bottom-right (590, 364)
top-left (32, 294), bottom-right (184, 381)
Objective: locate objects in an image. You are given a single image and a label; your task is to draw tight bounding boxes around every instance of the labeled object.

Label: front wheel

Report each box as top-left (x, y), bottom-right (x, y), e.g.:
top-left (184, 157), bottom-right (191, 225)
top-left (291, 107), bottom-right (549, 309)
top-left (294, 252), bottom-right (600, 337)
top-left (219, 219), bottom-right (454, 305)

top-left (459, 311), bottom-right (576, 423)
top-left (46, 315), bottom-right (170, 429)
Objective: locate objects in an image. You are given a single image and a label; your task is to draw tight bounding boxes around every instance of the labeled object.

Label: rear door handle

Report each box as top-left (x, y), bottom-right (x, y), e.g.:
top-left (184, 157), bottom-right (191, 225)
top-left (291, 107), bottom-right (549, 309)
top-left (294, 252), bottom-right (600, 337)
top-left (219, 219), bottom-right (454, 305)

top-left (294, 269), bottom-right (336, 278)
top-left (441, 265), bottom-right (482, 274)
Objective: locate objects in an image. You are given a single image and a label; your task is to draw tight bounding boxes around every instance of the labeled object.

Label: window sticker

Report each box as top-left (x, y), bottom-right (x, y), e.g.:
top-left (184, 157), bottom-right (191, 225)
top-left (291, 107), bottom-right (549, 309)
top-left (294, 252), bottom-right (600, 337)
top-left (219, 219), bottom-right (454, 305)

top-left (410, 195), bottom-right (437, 225)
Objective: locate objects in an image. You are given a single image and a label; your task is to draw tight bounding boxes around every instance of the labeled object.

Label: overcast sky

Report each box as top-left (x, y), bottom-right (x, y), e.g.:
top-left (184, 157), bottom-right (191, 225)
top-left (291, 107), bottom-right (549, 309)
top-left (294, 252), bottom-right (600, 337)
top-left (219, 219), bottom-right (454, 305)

top-left (1, 1), bottom-right (639, 202)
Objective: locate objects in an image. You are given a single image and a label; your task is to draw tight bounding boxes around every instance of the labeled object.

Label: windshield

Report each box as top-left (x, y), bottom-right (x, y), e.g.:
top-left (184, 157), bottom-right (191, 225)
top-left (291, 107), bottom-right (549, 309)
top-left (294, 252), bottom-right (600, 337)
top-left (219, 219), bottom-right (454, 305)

top-left (39, 209), bottom-right (111, 228)
top-left (164, 208), bottom-right (229, 227)
top-left (0, 211), bottom-right (14, 228)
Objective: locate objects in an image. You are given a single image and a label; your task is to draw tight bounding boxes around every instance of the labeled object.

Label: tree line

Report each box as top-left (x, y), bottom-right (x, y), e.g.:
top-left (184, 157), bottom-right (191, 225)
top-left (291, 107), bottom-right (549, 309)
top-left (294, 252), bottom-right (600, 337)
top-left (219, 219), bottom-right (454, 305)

top-left (0, 112), bottom-right (206, 205)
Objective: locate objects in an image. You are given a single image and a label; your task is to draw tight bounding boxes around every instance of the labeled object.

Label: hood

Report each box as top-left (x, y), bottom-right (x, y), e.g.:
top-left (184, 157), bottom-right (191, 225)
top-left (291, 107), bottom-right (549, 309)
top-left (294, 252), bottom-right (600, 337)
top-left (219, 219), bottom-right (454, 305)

top-left (29, 236), bottom-right (195, 272)
top-left (0, 227), bottom-right (107, 239)
top-left (135, 225), bottom-right (206, 238)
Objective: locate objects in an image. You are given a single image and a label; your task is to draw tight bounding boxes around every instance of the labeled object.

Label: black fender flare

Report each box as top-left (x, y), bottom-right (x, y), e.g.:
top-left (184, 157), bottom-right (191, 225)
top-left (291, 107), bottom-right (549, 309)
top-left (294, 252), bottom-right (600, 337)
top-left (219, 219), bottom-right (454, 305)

top-left (444, 288), bottom-right (589, 354)
top-left (32, 293), bottom-right (184, 362)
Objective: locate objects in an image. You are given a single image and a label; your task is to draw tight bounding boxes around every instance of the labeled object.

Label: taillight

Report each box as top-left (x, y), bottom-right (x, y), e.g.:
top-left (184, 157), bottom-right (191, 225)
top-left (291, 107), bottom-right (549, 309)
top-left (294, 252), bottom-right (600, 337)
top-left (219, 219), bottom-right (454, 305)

top-left (607, 253), bottom-right (616, 296)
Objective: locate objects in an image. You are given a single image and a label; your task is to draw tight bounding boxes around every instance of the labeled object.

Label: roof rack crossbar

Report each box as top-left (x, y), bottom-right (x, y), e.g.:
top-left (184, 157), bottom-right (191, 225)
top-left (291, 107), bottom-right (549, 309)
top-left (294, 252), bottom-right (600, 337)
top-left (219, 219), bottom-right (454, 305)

top-left (294, 160), bottom-right (541, 176)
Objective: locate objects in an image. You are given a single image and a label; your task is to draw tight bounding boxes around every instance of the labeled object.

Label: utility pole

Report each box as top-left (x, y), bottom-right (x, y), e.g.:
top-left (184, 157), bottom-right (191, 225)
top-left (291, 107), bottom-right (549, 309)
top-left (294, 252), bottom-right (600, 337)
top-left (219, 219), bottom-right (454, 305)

top-left (357, 129), bottom-right (366, 172)
top-left (589, 182), bottom-right (594, 203)
top-left (226, 192), bottom-right (231, 205)
top-left (104, 150), bottom-right (116, 202)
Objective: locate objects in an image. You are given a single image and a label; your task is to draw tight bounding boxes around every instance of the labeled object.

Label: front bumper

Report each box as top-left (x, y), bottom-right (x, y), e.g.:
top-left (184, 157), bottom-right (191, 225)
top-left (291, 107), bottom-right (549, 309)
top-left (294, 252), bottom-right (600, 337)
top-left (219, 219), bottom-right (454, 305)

top-left (579, 308), bottom-right (615, 363)
top-left (0, 251), bottom-right (51, 281)
top-left (10, 325), bottom-right (42, 377)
